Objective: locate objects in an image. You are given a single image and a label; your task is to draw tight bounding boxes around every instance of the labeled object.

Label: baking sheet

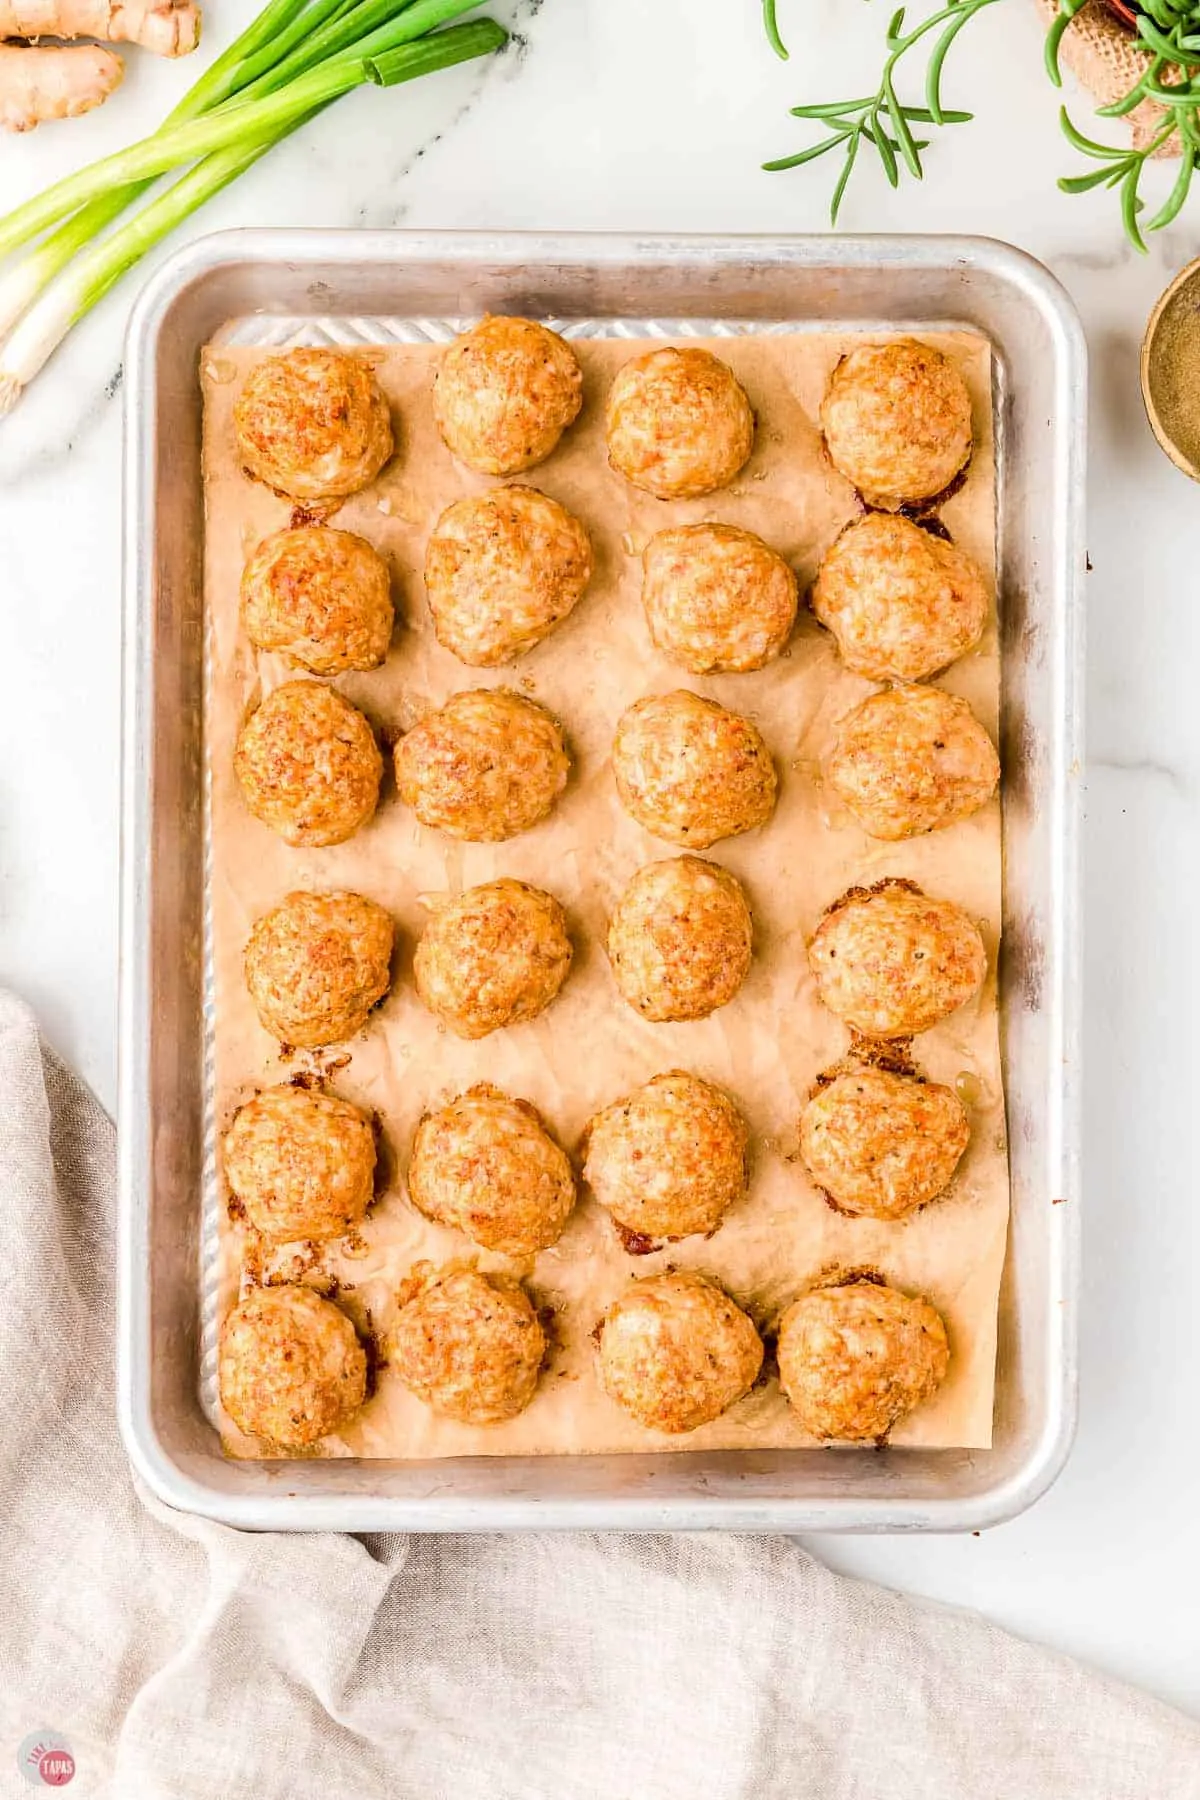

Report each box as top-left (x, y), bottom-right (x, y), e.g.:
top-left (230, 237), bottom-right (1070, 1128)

top-left (202, 325), bottom-right (1007, 1459)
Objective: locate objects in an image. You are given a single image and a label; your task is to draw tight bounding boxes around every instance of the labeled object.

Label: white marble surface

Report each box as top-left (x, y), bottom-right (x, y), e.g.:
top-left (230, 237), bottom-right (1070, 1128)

top-left (3, 0), bottom-right (1200, 1720)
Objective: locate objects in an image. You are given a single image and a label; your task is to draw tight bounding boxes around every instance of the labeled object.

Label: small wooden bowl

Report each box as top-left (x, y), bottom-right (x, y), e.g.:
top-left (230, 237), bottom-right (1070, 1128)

top-left (1140, 256), bottom-right (1200, 482)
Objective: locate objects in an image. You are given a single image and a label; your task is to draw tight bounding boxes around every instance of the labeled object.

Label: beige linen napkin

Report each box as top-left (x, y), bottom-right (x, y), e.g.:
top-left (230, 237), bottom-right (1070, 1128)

top-left (1, 987), bottom-right (1198, 1800)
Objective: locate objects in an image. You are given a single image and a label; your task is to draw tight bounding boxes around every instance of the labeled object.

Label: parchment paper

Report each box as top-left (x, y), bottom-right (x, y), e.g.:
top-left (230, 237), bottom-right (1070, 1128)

top-left (201, 326), bottom-right (1007, 1458)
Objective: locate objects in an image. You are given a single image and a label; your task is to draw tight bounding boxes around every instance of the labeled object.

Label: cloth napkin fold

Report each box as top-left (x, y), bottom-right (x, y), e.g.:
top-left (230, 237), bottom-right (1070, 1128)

top-left (1, 988), bottom-right (1197, 1800)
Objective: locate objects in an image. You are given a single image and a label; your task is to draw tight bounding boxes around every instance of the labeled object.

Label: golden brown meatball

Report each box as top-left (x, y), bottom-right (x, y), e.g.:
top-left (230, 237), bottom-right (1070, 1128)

top-left (395, 689), bottom-right (569, 842)
top-left (809, 880), bottom-right (986, 1039)
top-left (233, 680), bottom-right (382, 848)
top-left (612, 691), bottom-right (777, 850)
top-left (583, 1070), bottom-right (748, 1242)
top-left (389, 1264), bottom-right (545, 1424)
top-left (432, 315), bottom-right (584, 476)
top-left (240, 527), bottom-right (394, 676)
top-left (224, 1084), bottom-right (376, 1242)
top-left (245, 890), bottom-right (394, 1049)
top-left (820, 338), bottom-right (973, 509)
top-left (811, 514), bottom-right (990, 684)
top-left (597, 1272), bottom-right (763, 1433)
top-left (777, 1278), bottom-right (949, 1440)
top-left (608, 855), bottom-right (752, 1023)
top-left (605, 347), bottom-right (755, 500)
top-left (219, 1284), bottom-right (367, 1448)
top-left (826, 684), bottom-right (1000, 840)
top-left (424, 486), bottom-right (593, 668)
top-left (799, 1066), bottom-right (970, 1219)
top-left (414, 878), bottom-right (572, 1039)
top-left (642, 524), bottom-right (798, 674)
top-left (233, 347), bottom-right (393, 502)
top-left (408, 1083), bottom-right (575, 1257)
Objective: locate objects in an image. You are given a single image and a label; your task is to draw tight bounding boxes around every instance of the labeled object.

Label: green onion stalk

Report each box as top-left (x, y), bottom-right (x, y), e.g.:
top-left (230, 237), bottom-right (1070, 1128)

top-left (0, 1), bottom-right (506, 411)
top-left (0, 0), bottom-right (363, 339)
top-left (0, 0), bottom-right (325, 340)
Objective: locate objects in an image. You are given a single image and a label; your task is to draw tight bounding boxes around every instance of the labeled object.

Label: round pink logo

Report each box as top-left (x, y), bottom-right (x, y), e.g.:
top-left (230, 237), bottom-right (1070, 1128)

top-left (16, 1733), bottom-right (75, 1787)
top-left (38, 1750), bottom-right (75, 1787)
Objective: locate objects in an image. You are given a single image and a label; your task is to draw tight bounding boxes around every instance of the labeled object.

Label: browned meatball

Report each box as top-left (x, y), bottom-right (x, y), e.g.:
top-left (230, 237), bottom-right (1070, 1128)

top-left (233, 347), bottom-right (393, 501)
top-left (826, 684), bottom-right (1000, 840)
top-left (820, 338), bottom-right (973, 509)
top-left (414, 878), bottom-right (572, 1039)
top-left (240, 527), bottom-right (394, 675)
top-left (811, 514), bottom-right (990, 683)
top-left (612, 691), bottom-right (777, 850)
top-left (408, 1083), bottom-right (575, 1257)
top-left (597, 1272), bottom-right (763, 1433)
top-left (808, 880), bottom-right (986, 1039)
top-left (389, 1264), bottom-right (545, 1424)
top-left (223, 1084), bottom-right (376, 1242)
top-left (777, 1278), bottom-right (950, 1440)
top-left (219, 1284), bottom-right (367, 1447)
top-left (234, 681), bottom-right (382, 848)
top-left (432, 315), bottom-right (583, 475)
top-left (584, 1070), bottom-right (748, 1242)
top-left (424, 486), bottom-right (593, 667)
top-left (606, 347), bottom-right (754, 500)
top-left (245, 890), bottom-right (394, 1049)
top-left (799, 1066), bottom-right (970, 1219)
top-left (642, 524), bottom-right (798, 674)
top-left (607, 855), bottom-right (752, 1023)
top-left (395, 689), bottom-right (569, 842)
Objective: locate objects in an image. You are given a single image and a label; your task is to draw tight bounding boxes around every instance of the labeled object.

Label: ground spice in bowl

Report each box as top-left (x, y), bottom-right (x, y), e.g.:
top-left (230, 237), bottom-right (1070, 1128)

top-left (1142, 259), bottom-right (1200, 481)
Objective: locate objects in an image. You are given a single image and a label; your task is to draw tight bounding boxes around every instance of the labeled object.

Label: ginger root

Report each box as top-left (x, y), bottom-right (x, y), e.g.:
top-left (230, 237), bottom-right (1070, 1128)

top-left (0, 40), bottom-right (121, 129)
top-left (0, 0), bottom-right (199, 129)
top-left (0, 0), bottom-right (200, 56)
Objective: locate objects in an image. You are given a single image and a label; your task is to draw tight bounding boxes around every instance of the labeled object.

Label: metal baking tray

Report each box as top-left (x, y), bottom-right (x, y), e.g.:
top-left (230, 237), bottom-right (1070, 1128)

top-left (118, 229), bottom-right (1084, 1532)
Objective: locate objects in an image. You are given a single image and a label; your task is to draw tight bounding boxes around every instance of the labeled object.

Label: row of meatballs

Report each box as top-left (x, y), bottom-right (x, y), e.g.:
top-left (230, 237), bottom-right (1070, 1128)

top-left (241, 873), bottom-right (987, 1045)
top-left (221, 1270), bottom-right (949, 1452)
top-left (238, 496), bottom-right (990, 688)
top-left (233, 318), bottom-right (973, 513)
top-left (226, 1059), bottom-right (971, 1256)
top-left (235, 676), bottom-right (1000, 857)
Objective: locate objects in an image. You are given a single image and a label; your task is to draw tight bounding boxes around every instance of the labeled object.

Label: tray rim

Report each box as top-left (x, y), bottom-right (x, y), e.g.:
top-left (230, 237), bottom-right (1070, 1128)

top-left (118, 227), bottom-right (1085, 1533)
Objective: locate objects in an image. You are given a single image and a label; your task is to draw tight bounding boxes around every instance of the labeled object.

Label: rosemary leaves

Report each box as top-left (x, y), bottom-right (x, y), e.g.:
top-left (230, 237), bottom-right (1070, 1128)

top-left (763, 0), bottom-right (1200, 249)
top-left (764, 0), bottom-right (997, 224)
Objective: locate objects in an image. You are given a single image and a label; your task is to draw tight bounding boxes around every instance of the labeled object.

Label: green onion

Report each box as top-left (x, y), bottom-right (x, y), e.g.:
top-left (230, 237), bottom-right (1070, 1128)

top-left (0, 2), bottom-right (506, 410)
top-left (0, 0), bottom-right (352, 343)
top-left (0, 0), bottom-right (484, 261)
top-left (0, 65), bottom-right (355, 265)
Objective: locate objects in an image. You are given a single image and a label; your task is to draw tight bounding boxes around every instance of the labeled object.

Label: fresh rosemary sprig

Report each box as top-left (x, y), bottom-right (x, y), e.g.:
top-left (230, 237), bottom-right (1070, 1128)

top-left (764, 0), bottom-right (1200, 249)
top-left (1048, 0), bottom-right (1200, 248)
top-left (764, 0), bottom-right (997, 224)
